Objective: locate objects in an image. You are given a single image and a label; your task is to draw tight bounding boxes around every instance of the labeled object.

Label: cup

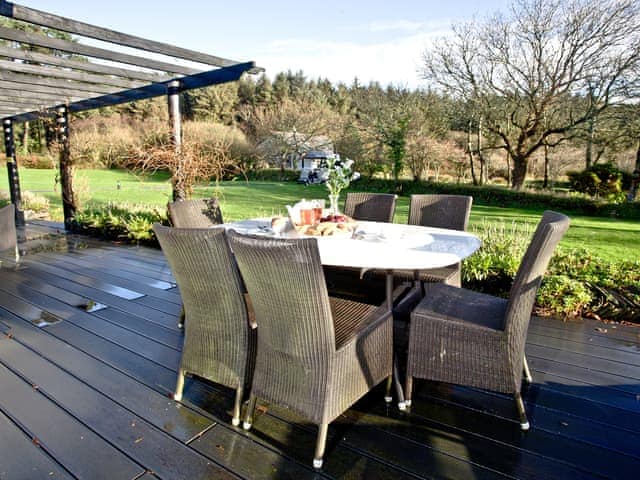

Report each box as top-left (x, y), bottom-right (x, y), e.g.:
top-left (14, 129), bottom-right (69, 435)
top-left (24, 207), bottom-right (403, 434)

top-left (311, 199), bottom-right (325, 223)
top-left (300, 207), bottom-right (314, 225)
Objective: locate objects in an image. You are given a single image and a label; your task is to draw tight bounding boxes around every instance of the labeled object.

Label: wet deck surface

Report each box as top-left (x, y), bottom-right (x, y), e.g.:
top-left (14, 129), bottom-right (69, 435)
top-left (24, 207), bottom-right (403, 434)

top-left (0, 222), bottom-right (639, 479)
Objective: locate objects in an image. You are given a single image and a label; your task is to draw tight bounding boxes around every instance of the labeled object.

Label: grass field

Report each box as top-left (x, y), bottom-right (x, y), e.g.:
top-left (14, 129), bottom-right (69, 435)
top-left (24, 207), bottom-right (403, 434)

top-left (3, 167), bottom-right (638, 263)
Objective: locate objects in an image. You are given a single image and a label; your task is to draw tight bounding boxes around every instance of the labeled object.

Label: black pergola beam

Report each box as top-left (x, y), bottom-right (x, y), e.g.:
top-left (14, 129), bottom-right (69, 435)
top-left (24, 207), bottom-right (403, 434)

top-left (0, 59), bottom-right (144, 89)
top-left (7, 61), bottom-right (256, 123)
top-left (0, 45), bottom-right (171, 83)
top-left (0, 0), bottom-right (246, 68)
top-left (0, 25), bottom-right (202, 76)
top-left (0, 71), bottom-right (124, 95)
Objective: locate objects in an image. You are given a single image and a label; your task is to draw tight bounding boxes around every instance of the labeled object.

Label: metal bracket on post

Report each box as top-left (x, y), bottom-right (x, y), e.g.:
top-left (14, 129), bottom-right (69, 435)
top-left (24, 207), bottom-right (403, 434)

top-left (3, 118), bottom-right (25, 226)
top-left (55, 105), bottom-right (76, 231)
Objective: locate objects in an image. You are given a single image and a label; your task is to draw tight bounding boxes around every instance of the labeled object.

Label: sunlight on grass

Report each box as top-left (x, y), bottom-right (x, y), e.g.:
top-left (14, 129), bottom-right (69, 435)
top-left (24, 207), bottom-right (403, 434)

top-left (2, 167), bottom-right (638, 263)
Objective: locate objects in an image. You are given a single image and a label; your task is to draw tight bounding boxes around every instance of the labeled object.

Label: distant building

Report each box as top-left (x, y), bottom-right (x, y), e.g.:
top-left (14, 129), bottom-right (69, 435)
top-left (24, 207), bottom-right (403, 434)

top-left (257, 131), bottom-right (334, 170)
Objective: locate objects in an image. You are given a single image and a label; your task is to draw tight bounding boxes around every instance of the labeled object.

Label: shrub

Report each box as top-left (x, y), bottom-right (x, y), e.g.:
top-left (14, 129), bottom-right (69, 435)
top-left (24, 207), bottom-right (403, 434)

top-left (462, 222), bottom-right (640, 322)
top-left (72, 202), bottom-right (168, 245)
top-left (567, 163), bottom-right (625, 201)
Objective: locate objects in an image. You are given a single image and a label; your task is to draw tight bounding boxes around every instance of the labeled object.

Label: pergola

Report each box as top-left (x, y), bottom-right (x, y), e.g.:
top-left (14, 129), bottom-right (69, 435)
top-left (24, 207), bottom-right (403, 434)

top-left (0, 0), bottom-right (259, 228)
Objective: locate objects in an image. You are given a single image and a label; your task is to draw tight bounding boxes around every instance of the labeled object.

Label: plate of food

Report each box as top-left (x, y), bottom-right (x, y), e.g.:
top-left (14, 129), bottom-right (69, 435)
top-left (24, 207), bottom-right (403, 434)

top-left (296, 220), bottom-right (356, 237)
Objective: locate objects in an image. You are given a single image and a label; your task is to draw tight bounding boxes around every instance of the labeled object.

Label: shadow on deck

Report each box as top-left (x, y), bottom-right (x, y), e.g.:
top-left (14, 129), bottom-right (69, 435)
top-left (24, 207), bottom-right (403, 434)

top-left (0, 222), bottom-right (638, 479)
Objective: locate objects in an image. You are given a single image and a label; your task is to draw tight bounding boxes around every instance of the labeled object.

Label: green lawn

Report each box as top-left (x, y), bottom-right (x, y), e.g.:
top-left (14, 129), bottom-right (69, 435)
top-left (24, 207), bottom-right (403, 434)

top-left (3, 167), bottom-right (639, 263)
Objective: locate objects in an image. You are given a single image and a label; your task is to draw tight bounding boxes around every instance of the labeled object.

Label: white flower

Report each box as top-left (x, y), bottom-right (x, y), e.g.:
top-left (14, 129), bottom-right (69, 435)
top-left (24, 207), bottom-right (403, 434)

top-left (326, 156), bottom-right (353, 195)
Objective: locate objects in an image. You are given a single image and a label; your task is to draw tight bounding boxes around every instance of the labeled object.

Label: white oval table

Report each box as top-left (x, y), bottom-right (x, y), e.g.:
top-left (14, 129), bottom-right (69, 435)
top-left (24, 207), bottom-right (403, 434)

top-left (224, 218), bottom-right (482, 408)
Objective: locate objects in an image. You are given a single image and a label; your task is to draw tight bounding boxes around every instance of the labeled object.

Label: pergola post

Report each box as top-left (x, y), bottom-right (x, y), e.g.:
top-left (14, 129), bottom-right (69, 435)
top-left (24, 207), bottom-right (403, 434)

top-left (3, 118), bottom-right (25, 226)
top-left (167, 80), bottom-right (184, 201)
top-left (55, 105), bottom-right (76, 230)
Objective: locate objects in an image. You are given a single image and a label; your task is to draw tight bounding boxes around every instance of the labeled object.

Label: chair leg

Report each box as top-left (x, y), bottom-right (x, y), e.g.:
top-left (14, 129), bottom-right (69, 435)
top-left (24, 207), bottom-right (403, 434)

top-left (174, 368), bottom-right (186, 401)
top-left (522, 355), bottom-right (533, 384)
top-left (243, 394), bottom-right (257, 430)
top-left (313, 423), bottom-right (329, 469)
top-left (404, 376), bottom-right (413, 407)
top-left (178, 305), bottom-right (185, 329)
top-left (231, 386), bottom-right (243, 426)
top-left (514, 392), bottom-right (530, 431)
top-left (384, 375), bottom-right (393, 403)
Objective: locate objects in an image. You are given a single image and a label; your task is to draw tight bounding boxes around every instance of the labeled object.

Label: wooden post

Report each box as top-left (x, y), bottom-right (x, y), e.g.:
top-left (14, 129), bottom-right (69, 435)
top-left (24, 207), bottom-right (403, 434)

top-left (167, 80), bottom-right (184, 201)
top-left (3, 118), bottom-right (25, 226)
top-left (55, 106), bottom-right (76, 230)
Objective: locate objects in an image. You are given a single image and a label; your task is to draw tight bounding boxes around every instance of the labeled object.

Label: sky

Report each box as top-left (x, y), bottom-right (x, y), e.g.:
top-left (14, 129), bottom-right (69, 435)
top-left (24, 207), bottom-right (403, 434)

top-left (19, 0), bottom-right (512, 89)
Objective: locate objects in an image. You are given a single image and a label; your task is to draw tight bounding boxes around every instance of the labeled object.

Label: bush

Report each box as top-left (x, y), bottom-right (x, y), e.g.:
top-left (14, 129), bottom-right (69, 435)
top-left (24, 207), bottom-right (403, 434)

top-left (462, 222), bottom-right (640, 322)
top-left (567, 163), bottom-right (625, 201)
top-left (341, 176), bottom-right (640, 219)
top-left (72, 202), bottom-right (168, 245)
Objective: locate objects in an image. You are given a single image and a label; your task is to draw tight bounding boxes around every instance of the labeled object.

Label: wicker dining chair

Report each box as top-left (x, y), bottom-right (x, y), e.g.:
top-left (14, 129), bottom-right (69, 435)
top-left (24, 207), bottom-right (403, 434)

top-left (343, 192), bottom-right (397, 222)
top-left (397, 194), bottom-right (473, 287)
top-left (168, 197), bottom-right (224, 228)
top-left (405, 211), bottom-right (570, 430)
top-left (167, 198), bottom-right (224, 327)
top-left (0, 204), bottom-right (20, 268)
top-left (153, 224), bottom-right (255, 427)
top-left (227, 231), bottom-right (393, 469)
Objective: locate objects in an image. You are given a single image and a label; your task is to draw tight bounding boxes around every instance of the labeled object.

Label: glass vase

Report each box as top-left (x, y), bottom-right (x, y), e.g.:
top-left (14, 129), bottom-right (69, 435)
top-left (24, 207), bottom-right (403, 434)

top-left (328, 193), bottom-right (340, 215)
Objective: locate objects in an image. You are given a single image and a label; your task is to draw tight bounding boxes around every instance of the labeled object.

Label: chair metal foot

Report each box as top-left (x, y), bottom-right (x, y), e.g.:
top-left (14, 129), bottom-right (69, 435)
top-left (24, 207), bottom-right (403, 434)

top-left (515, 392), bottom-right (530, 431)
top-left (174, 369), bottom-right (186, 401)
top-left (243, 394), bottom-right (257, 431)
top-left (523, 355), bottom-right (533, 384)
top-left (313, 423), bottom-right (328, 470)
top-left (232, 386), bottom-right (243, 427)
top-left (384, 375), bottom-right (393, 403)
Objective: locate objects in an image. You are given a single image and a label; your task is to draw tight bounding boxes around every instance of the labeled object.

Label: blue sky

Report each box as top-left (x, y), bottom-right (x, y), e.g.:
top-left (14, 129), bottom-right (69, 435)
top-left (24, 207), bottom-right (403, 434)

top-left (21, 0), bottom-right (512, 88)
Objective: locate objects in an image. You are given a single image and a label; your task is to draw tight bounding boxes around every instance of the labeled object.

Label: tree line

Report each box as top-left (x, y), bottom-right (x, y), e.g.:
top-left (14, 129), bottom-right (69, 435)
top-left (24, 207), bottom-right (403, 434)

top-left (4, 0), bottom-right (640, 192)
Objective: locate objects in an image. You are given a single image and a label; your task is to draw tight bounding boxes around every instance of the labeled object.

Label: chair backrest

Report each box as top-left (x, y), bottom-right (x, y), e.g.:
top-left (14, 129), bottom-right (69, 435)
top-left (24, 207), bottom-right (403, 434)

top-left (504, 211), bottom-right (570, 375)
top-left (0, 203), bottom-right (17, 252)
top-left (153, 224), bottom-right (250, 386)
top-left (168, 198), bottom-right (223, 228)
top-left (227, 231), bottom-right (336, 363)
top-left (343, 192), bottom-right (396, 222)
top-left (408, 194), bottom-right (472, 231)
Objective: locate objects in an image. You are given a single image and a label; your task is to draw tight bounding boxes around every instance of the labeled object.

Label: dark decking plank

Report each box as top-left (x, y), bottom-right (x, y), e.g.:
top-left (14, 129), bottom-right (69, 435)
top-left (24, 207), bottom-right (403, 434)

top-left (20, 263), bottom-right (180, 330)
top-left (8, 269), bottom-right (183, 349)
top-left (422, 380), bottom-right (640, 457)
top-left (69, 248), bottom-right (177, 284)
top-left (0, 410), bottom-right (74, 480)
top-left (0, 305), bottom-right (177, 395)
top-left (528, 354), bottom-right (640, 399)
top-left (0, 356), bottom-right (145, 480)
top-left (339, 394), bottom-right (605, 480)
top-left (0, 337), bottom-right (239, 480)
top-left (0, 284), bottom-right (181, 371)
top-left (0, 307), bottom-right (211, 443)
top-left (186, 380), bottom-right (506, 480)
top-left (408, 383), bottom-right (638, 480)
top-left (23, 253), bottom-right (145, 300)
top-left (527, 343), bottom-right (640, 380)
top-left (532, 317), bottom-right (640, 344)
top-left (528, 323), bottom-right (640, 355)
top-left (46, 251), bottom-right (181, 301)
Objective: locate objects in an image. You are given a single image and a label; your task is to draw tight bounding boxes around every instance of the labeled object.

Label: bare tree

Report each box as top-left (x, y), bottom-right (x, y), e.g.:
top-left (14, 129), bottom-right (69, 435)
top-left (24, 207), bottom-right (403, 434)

top-left (244, 98), bottom-right (341, 171)
top-left (128, 123), bottom-right (235, 201)
top-left (422, 0), bottom-right (640, 189)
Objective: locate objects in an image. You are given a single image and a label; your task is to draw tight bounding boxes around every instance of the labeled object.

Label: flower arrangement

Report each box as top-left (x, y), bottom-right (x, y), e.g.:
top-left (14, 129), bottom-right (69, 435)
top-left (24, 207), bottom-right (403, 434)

top-left (326, 155), bottom-right (353, 196)
top-left (325, 155), bottom-right (354, 214)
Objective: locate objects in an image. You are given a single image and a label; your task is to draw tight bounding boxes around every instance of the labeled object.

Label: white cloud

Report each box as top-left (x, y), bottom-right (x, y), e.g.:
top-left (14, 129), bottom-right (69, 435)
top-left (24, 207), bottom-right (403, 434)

top-left (254, 30), bottom-right (447, 89)
top-left (364, 19), bottom-right (449, 33)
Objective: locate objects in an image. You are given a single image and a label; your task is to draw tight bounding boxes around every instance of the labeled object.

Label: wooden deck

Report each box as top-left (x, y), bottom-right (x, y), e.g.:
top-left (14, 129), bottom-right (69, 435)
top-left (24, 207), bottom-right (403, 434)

top-left (0, 222), bottom-right (639, 480)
